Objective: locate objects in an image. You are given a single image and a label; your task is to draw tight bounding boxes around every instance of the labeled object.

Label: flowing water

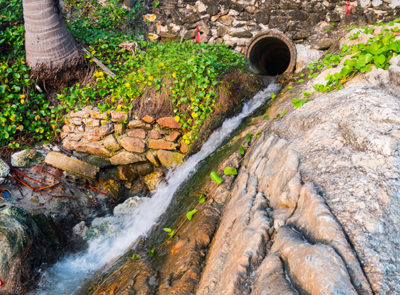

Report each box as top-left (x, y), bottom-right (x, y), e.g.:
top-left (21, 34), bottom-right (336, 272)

top-left (33, 81), bottom-right (280, 295)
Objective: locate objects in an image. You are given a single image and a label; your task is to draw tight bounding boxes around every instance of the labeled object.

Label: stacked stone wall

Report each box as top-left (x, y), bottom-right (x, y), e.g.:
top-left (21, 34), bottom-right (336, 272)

top-left (61, 108), bottom-right (188, 191)
top-left (146, 0), bottom-right (400, 53)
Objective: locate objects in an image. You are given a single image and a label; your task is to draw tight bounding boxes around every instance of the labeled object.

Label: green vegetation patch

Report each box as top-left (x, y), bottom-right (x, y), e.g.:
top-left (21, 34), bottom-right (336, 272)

top-left (310, 21), bottom-right (400, 92)
top-left (0, 0), bottom-right (246, 150)
top-left (0, 0), bottom-right (53, 148)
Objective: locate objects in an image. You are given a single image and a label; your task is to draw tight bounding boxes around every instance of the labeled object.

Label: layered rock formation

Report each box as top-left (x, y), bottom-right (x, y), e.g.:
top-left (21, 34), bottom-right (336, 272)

top-left (197, 69), bottom-right (400, 294)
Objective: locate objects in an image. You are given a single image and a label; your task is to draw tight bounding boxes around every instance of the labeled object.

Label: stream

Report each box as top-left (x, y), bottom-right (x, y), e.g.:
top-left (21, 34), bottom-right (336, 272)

top-left (32, 81), bottom-right (280, 295)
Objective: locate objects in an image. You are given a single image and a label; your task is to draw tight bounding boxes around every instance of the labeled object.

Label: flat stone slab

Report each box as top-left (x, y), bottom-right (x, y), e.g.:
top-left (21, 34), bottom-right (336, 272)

top-left (44, 152), bottom-right (99, 180)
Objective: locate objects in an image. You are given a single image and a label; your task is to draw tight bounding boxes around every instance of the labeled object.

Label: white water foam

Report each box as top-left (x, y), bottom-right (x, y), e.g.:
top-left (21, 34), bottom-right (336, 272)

top-left (33, 81), bottom-right (280, 295)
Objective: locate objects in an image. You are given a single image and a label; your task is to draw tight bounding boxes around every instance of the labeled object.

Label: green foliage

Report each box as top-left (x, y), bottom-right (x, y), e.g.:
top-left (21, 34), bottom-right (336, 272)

top-left (223, 166), bottom-right (237, 176)
top-left (0, 0), bottom-right (245, 148)
top-left (198, 193), bottom-right (206, 204)
top-left (239, 145), bottom-right (245, 155)
top-left (163, 228), bottom-right (175, 238)
top-left (58, 0), bottom-right (246, 143)
top-left (131, 252), bottom-right (139, 260)
top-left (292, 97), bottom-right (308, 108)
top-left (311, 21), bottom-right (400, 93)
top-left (210, 171), bottom-right (224, 184)
top-left (186, 209), bottom-right (198, 221)
top-left (0, 0), bottom-right (61, 147)
top-left (271, 93), bottom-right (276, 99)
top-left (246, 131), bottom-right (251, 143)
top-left (149, 248), bottom-right (156, 256)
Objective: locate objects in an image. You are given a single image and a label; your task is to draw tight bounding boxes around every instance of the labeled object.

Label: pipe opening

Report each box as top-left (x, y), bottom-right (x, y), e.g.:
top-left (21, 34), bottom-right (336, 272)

top-left (246, 32), bottom-right (296, 76)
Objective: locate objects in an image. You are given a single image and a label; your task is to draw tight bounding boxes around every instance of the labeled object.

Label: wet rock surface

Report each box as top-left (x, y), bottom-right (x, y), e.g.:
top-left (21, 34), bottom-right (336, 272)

top-left (0, 206), bottom-right (66, 294)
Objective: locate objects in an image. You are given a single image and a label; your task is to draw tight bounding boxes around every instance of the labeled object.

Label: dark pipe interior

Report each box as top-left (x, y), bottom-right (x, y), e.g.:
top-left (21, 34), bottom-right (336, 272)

top-left (249, 37), bottom-right (291, 76)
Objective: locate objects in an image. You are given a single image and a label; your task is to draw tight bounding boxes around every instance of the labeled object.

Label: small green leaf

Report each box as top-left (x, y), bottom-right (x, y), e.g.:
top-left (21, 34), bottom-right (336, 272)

top-left (246, 131), bottom-right (251, 142)
top-left (198, 193), bottom-right (206, 203)
top-left (210, 171), bottom-right (224, 184)
top-left (263, 114), bottom-right (270, 120)
top-left (271, 93), bottom-right (277, 99)
top-left (186, 209), bottom-right (198, 221)
top-left (224, 166), bottom-right (238, 176)
top-left (163, 228), bottom-right (175, 238)
top-left (131, 253), bottom-right (138, 260)
top-left (239, 145), bottom-right (245, 155)
top-left (149, 249), bottom-right (156, 257)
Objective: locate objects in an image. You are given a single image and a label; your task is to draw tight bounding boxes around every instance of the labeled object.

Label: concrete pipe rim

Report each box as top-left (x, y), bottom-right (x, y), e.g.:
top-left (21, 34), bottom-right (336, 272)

top-left (246, 30), bottom-right (297, 76)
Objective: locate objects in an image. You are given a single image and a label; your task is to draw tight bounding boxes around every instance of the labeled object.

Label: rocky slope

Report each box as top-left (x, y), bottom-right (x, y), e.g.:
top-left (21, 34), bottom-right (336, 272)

top-left (197, 63), bottom-right (400, 294)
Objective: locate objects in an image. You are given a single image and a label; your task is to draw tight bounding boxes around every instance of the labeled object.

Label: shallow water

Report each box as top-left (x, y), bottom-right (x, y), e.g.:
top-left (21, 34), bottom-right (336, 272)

top-left (32, 81), bottom-right (281, 295)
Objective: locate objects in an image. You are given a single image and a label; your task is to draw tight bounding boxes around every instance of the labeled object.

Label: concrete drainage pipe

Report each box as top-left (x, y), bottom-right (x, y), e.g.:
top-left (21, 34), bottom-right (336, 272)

top-left (246, 31), bottom-right (297, 76)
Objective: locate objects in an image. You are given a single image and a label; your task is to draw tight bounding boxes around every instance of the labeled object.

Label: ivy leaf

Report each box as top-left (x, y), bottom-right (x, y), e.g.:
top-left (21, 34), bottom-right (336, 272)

top-left (374, 54), bottom-right (386, 67)
top-left (239, 145), bottom-right (245, 155)
top-left (292, 97), bottom-right (308, 108)
top-left (246, 131), bottom-right (251, 142)
top-left (163, 228), bottom-right (175, 238)
top-left (186, 209), bottom-right (198, 221)
top-left (210, 171), bottom-right (224, 184)
top-left (360, 64), bottom-right (372, 73)
top-left (198, 193), bottom-right (206, 203)
top-left (224, 166), bottom-right (237, 176)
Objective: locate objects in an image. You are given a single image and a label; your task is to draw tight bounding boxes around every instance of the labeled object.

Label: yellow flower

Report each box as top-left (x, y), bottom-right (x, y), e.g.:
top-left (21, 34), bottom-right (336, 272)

top-left (174, 115), bottom-right (180, 122)
top-left (10, 114), bottom-right (16, 121)
top-left (125, 82), bottom-right (131, 88)
top-left (148, 76), bottom-right (154, 81)
top-left (21, 60), bottom-right (25, 64)
top-left (191, 112), bottom-right (199, 118)
top-left (20, 99), bottom-right (24, 104)
top-left (20, 94), bottom-right (25, 99)
top-left (172, 72), bottom-right (176, 78)
top-left (159, 62), bottom-right (165, 67)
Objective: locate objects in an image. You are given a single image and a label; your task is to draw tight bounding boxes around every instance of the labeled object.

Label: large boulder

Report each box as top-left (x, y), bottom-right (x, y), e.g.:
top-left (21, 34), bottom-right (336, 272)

top-left (198, 71), bottom-right (400, 294)
top-left (0, 206), bottom-right (65, 294)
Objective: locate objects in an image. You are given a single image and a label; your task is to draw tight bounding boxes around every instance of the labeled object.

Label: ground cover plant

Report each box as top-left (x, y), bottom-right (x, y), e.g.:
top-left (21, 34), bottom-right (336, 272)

top-left (0, 0), bottom-right (247, 154)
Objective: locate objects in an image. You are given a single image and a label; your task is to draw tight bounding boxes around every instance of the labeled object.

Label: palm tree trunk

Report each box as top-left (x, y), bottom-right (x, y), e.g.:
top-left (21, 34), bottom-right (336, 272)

top-left (23, 0), bottom-right (80, 72)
